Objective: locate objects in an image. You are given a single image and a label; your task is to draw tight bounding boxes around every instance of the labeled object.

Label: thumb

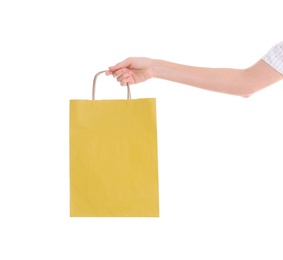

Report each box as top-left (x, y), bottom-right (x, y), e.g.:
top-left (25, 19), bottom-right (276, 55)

top-left (108, 58), bottom-right (131, 72)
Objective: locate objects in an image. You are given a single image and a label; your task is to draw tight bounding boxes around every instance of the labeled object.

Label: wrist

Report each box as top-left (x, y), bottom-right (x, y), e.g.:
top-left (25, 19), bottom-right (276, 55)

top-left (151, 59), bottom-right (163, 79)
top-left (152, 59), bottom-right (173, 81)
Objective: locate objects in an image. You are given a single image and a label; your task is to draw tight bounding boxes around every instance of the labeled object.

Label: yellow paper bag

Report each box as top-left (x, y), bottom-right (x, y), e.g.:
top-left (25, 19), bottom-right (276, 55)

top-left (70, 71), bottom-right (159, 217)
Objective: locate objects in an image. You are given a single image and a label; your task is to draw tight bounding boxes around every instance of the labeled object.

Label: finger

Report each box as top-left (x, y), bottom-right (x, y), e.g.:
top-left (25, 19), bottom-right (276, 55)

top-left (117, 72), bottom-right (132, 82)
top-left (113, 68), bottom-right (132, 78)
top-left (109, 58), bottom-right (131, 72)
top-left (105, 70), bottom-right (113, 76)
top-left (120, 76), bottom-right (132, 86)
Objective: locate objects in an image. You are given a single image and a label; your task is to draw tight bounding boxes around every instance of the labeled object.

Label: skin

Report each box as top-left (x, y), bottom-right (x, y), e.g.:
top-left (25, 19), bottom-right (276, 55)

top-left (106, 57), bottom-right (283, 97)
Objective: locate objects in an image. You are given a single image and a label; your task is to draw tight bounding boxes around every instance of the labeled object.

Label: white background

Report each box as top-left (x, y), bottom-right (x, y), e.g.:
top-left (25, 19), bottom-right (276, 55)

top-left (1, 0), bottom-right (283, 259)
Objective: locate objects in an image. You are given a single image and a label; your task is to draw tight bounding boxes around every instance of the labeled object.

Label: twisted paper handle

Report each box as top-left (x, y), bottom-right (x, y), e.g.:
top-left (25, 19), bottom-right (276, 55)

top-left (92, 70), bottom-right (131, 100)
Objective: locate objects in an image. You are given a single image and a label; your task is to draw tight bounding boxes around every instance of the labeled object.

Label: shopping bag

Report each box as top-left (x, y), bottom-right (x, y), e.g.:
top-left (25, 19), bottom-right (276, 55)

top-left (70, 71), bottom-right (159, 217)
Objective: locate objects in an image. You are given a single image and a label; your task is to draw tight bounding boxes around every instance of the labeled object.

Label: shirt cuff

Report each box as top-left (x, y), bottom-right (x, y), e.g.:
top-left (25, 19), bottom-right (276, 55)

top-left (262, 41), bottom-right (283, 75)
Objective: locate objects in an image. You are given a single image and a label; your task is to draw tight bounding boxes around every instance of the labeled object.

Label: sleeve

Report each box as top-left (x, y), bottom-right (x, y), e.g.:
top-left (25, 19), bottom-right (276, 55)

top-left (262, 41), bottom-right (283, 75)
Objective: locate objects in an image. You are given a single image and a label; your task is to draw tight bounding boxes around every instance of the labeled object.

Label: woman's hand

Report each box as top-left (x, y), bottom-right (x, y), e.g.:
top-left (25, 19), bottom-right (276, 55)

top-left (106, 57), bottom-right (155, 86)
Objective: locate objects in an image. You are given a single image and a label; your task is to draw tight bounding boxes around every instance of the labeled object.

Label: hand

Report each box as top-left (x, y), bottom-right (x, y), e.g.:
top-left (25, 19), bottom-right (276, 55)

top-left (106, 57), bottom-right (154, 86)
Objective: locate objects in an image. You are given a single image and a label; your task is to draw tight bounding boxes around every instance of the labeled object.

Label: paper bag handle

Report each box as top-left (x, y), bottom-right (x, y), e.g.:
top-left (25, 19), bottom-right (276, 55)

top-left (92, 70), bottom-right (131, 100)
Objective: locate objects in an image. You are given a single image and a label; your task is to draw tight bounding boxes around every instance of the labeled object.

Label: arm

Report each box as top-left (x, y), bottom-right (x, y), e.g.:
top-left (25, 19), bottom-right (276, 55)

top-left (107, 57), bottom-right (283, 97)
top-left (152, 59), bottom-right (283, 97)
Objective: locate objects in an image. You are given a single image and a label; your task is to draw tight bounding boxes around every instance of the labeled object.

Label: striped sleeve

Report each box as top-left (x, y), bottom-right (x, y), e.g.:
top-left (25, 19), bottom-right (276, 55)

top-left (262, 41), bottom-right (283, 75)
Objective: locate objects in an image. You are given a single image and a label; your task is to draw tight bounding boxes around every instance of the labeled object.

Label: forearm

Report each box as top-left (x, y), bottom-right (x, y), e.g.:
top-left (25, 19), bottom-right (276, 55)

top-left (151, 59), bottom-right (282, 97)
